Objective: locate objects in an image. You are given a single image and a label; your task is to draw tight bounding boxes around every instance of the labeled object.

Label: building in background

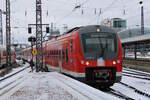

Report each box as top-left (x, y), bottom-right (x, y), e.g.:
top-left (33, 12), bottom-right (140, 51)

top-left (101, 18), bottom-right (127, 32)
top-left (119, 27), bottom-right (150, 57)
top-left (47, 23), bottom-right (60, 40)
top-left (48, 29), bottom-right (60, 40)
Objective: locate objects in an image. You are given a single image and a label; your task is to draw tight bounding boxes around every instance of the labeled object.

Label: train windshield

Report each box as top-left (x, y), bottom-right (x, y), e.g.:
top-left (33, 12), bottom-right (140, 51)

top-left (81, 33), bottom-right (118, 60)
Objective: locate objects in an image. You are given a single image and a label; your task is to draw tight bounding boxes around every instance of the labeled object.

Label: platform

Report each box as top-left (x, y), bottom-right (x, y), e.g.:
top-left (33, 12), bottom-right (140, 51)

top-left (1, 72), bottom-right (119, 100)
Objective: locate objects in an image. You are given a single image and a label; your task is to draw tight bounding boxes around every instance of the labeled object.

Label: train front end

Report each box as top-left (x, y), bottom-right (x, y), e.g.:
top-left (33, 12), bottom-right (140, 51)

top-left (78, 25), bottom-right (122, 86)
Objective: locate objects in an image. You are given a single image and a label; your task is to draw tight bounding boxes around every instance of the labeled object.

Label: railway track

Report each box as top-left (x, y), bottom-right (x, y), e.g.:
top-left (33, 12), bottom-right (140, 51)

top-left (119, 82), bottom-right (150, 99)
top-left (123, 68), bottom-right (150, 77)
top-left (122, 73), bottom-right (150, 80)
top-left (0, 65), bottom-right (30, 96)
top-left (123, 59), bottom-right (150, 73)
top-left (108, 88), bottom-right (134, 100)
top-left (0, 66), bottom-right (29, 82)
top-left (123, 68), bottom-right (150, 80)
top-left (89, 84), bottom-right (134, 99)
top-left (57, 72), bottom-right (130, 99)
top-left (123, 71), bottom-right (150, 77)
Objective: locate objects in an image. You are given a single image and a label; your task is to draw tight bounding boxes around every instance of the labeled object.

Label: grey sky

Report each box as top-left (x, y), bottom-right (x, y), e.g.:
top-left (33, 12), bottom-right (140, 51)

top-left (0, 0), bottom-right (150, 44)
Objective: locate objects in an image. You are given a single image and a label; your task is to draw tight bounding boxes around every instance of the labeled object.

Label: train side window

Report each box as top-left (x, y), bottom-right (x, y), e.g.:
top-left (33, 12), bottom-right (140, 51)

top-left (66, 49), bottom-right (68, 62)
top-left (50, 50), bottom-right (51, 55)
top-left (63, 49), bottom-right (65, 62)
top-left (59, 50), bottom-right (61, 59)
top-left (47, 50), bottom-right (49, 57)
top-left (70, 41), bottom-right (73, 52)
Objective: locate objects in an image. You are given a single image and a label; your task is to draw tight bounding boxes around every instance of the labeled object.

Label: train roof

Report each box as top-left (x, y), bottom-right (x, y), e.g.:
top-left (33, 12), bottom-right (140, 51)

top-left (44, 25), bottom-right (117, 44)
top-left (78, 25), bottom-right (117, 34)
top-left (63, 25), bottom-right (117, 35)
top-left (23, 25), bottom-right (117, 49)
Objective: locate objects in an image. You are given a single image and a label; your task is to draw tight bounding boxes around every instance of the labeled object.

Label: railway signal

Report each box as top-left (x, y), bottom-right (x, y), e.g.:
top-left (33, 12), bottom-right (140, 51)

top-left (46, 27), bottom-right (49, 33)
top-left (28, 27), bottom-right (32, 34)
top-left (32, 49), bottom-right (37, 56)
top-left (28, 36), bottom-right (36, 59)
top-left (26, 0), bottom-right (49, 72)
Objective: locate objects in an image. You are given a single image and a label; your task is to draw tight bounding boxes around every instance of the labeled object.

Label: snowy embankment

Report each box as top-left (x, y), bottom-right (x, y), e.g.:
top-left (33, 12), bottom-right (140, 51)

top-left (0, 63), bottom-right (30, 98)
top-left (1, 72), bottom-right (120, 100)
top-left (111, 75), bottom-right (150, 100)
top-left (0, 63), bottom-right (29, 80)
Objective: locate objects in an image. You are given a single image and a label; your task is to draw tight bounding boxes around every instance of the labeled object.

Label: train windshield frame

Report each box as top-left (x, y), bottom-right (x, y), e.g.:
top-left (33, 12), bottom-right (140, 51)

top-left (80, 32), bottom-right (118, 60)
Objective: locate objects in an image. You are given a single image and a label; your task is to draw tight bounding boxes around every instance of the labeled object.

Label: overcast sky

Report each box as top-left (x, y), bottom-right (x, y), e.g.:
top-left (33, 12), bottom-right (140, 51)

top-left (0, 0), bottom-right (150, 44)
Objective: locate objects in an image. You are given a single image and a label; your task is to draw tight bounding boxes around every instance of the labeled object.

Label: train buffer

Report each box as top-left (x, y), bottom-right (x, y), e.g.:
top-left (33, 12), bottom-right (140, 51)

top-left (1, 72), bottom-right (119, 100)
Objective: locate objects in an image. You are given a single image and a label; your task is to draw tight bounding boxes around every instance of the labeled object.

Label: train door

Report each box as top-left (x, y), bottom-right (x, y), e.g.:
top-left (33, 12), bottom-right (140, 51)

top-left (58, 44), bottom-right (62, 72)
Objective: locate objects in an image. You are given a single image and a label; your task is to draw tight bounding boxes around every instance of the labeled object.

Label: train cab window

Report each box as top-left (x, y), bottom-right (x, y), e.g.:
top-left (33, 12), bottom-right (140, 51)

top-left (66, 49), bottom-right (69, 62)
top-left (70, 41), bottom-right (73, 52)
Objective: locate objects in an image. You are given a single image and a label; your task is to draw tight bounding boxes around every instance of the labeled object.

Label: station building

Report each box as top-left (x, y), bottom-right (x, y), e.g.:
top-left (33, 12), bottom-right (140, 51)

top-left (118, 27), bottom-right (150, 60)
top-left (101, 18), bottom-right (127, 32)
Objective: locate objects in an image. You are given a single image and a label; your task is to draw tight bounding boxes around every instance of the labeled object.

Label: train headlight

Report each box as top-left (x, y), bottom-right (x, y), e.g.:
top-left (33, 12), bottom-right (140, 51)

top-left (86, 61), bottom-right (89, 66)
top-left (97, 28), bottom-right (100, 32)
top-left (113, 61), bottom-right (116, 65)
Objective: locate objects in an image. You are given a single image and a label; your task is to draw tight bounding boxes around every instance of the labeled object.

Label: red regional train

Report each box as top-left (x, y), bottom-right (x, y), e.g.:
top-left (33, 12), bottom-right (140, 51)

top-left (0, 45), bottom-right (16, 69)
top-left (22, 25), bottom-right (122, 87)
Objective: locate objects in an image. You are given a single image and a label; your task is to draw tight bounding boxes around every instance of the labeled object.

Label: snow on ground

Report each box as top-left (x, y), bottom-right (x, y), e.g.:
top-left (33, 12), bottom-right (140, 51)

top-left (111, 75), bottom-right (150, 100)
top-left (123, 67), bottom-right (150, 76)
top-left (2, 63), bottom-right (150, 100)
top-left (0, 63), bottom-right (29, 80)
top-left (112, 83), bottom-right (149, 100)
top-left (1, 72), bottom-right (120, 100)
top-left (122, 76), bottom-right (150, 95)
top-left (0, 64), bottom-right (30, 97)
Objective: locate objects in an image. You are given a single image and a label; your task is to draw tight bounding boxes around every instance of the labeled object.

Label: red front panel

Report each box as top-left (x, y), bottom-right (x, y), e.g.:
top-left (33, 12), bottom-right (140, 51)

top-left (71, 32), bottom-right (122, 74)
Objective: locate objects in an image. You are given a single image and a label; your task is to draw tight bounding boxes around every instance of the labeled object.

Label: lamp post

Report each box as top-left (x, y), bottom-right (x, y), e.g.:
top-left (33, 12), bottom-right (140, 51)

top-left (139, 1), bottom-right (144, 35)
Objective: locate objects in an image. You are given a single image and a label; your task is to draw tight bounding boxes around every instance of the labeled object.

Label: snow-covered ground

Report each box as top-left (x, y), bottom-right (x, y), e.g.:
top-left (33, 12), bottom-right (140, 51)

top-left (1, 72), bottom-right (119, 100)
top-left (1, 63), bottom-right (150, 100)
top-left (123, 67), bottom-right (150, 76)
top-left (0, 63), bottom-right (30, 98)
top-left (111, 75), bottom-right (150, 100)
top-left (125, 55), bottom-right (150, 60)
top-left (0, 63), bottom-right (29, 80)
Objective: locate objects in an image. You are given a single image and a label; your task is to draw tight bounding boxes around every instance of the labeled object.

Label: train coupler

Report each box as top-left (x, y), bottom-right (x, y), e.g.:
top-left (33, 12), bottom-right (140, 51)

top-left (85, 67), bottom-right (116, 85)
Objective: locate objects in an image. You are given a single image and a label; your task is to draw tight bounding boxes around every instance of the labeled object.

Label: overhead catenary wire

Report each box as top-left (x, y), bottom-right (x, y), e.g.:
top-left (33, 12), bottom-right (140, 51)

top-left (88, 0), bottom-right (149, 25)
top-left (87, 0), bottom-right (118, 24)
top-left (55, 0), bottom-right (90, 24)
top-left (1, 0), bottom-right (150, 34)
